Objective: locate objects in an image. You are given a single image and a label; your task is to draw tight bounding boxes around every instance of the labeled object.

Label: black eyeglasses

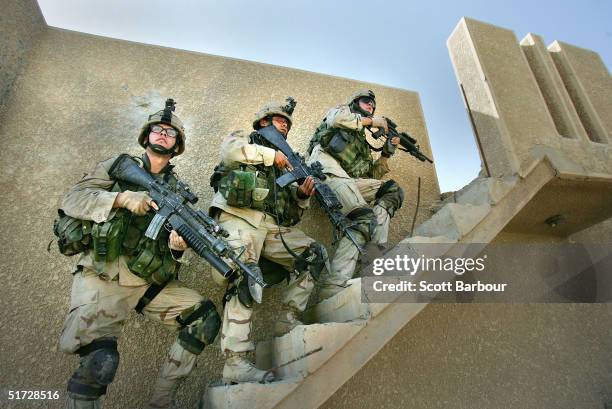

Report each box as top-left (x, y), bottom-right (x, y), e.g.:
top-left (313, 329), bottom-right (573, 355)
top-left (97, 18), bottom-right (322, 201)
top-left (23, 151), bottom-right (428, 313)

top-left (150, 125), bottom-right (178, 138)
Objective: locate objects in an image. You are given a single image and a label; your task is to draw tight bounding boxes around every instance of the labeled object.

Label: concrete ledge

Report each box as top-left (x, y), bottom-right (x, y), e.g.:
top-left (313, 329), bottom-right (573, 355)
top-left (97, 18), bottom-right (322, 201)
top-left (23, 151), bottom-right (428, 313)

top-left (304, 278), bottom-right (388, 324)
top-left (414, 202), bottom-right (491, 240)
top-left (201, 380), bottom-right (301, 409)
top-left (256, 321), bottom-right (366, 380)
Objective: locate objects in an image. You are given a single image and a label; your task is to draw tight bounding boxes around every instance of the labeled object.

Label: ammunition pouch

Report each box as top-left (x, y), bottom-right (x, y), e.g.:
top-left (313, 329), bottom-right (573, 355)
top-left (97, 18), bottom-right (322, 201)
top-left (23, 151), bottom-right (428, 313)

top-left (320, 128), bottom-right (373, 178)
top-left (218, 169), bottom-right (270, 210)
top-left (91, 213), bottom-right (127, 263)
top-left (53, 210), bottom-right (92, 256)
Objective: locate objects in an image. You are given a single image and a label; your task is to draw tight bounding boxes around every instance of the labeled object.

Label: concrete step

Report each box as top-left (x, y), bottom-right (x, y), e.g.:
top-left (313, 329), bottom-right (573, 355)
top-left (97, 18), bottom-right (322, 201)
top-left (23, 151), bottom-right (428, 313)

top-left (201, 379), bottom-right (301, 409)
top-left (454, 176), bottom-right (516, 206)
top-left (303, 278), bottom-right (387, 324)
top-left (256, 321), bottom-right (367, 380)
top-left (414, 202), bottom-right (491, 240)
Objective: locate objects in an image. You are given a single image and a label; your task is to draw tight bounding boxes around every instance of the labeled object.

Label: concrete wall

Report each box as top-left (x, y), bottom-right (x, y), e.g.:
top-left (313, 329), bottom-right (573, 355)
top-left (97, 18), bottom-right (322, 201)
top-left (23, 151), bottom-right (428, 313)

top-left (0, 0), bottom-right (46, 114)
top-left (0, 20), bottom-right (439, 409)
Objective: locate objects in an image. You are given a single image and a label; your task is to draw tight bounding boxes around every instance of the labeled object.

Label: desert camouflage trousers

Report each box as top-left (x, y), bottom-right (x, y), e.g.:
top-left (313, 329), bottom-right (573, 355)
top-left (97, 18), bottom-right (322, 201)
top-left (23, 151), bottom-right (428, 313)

top-left (213, 211), bottom-right (315, 353)
top-left (59, 268), bottom-right (208, 380)
top-left (323, 177), bottom-right (391, 287)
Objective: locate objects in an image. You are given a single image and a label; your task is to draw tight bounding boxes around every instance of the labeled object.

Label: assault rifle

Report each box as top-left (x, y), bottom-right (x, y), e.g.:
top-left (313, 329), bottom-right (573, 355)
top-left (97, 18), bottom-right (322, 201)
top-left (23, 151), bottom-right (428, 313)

top-left (108, 154), bottom-right (267, 288)
top-left (255, 125), bottom-right (365, 254)
top-left (369, 118), bottom-right (433, 163)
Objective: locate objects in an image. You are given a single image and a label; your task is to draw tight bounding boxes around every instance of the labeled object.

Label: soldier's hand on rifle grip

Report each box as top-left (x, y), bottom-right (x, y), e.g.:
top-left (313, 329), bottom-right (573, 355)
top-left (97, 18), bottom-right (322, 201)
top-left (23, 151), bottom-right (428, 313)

top-left (297, 176), bottom-right (316, 199)
top-left (382, 137), bottom-right (397, 158)
top-left (169, 230), bottom-right (189, 251)
top-left (114, 190), bottom-right (158, 216)
top-left (371, 116), bottom-right (389, 134)
top-left (274, 151), bottom-right (293, 171)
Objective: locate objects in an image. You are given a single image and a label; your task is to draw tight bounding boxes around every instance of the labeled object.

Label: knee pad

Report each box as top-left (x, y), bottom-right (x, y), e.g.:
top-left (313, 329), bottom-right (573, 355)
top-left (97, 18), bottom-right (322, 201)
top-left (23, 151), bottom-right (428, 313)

top-left (68, 338), bottom-right (119, 399)
top-left (223, 263), bottom-right (262, 309)
top-left (375, 180), bottom-right (404, 217)
top-left (346, 207), bottom-right (377, 243)
top-left (177, 299), bottom-right (221, 355)
top-left (294, 242), bottom-right (330, 281)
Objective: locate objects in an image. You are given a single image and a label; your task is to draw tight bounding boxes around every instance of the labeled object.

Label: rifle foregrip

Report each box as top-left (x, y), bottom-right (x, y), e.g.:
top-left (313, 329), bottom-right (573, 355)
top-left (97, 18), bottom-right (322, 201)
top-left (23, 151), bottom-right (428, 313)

top-left (175, 224), bottom-right (233, 277)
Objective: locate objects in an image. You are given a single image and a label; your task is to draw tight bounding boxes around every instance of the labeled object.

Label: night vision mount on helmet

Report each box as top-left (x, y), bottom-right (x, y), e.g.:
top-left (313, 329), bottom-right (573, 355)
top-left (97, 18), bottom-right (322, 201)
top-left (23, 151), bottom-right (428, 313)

top-left (252, 97), bottom-right (297, 130)
top-left (138, 98), bottom-right (186, 156)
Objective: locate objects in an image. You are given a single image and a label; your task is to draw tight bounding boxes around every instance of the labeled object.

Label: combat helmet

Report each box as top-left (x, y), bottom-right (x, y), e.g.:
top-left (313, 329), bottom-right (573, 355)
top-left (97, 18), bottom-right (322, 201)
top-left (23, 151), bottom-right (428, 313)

top-left (347, 89), bottom-right (376, 117)
top-left (138, 98), bottom-right (186, 156)
top-left (252, 97), bottom-right (297, 130)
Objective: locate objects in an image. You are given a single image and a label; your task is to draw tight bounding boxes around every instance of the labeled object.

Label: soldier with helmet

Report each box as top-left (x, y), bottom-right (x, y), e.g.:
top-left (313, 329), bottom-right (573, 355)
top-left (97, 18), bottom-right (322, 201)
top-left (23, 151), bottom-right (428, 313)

top-left (56, 99), bottom-right (221, 409)
top-left (307, 90), bottom-right (404, 300)
top-left (209, 97), bottom-right (328, 384)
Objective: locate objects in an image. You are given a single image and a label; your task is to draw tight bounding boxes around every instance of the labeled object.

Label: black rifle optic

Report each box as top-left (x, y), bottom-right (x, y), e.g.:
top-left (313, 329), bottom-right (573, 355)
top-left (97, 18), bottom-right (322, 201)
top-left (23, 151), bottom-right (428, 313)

top-left (369, 118), bottom-right (433, 163)
top-left (255, 125), bottom-right (365, 254)
top-left (108, 154), bottom-right (267, 288)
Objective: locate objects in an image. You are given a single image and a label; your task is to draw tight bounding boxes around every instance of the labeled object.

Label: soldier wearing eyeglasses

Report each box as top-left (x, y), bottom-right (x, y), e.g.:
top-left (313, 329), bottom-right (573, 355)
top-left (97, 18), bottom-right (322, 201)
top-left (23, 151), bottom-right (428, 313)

top-left (306, 90), bottom-right (404, 300)
top-left (56, 100), bottom-right (221, 409)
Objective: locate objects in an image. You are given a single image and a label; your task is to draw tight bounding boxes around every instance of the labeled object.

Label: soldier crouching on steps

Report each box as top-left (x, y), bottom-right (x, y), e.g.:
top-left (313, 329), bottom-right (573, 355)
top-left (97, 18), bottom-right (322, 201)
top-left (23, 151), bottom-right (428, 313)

top-left (307, 90), bottom-right (405, 300)
top-left (56, 100), bottom-right (221, 409)
top-left (209, 97), bottom-right (328, 384)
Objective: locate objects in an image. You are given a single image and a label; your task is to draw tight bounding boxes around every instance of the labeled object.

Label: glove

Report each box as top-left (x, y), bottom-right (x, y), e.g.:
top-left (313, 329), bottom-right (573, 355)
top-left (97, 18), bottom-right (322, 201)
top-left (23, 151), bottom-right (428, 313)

top-left (168, 230), bottom-right (189, 251)
top-left (116, 191), bottom-right (154, 216)
top-left (381, 137), bottom-right (396, 158)
top-left (371, 116), bottom-right (388, 134)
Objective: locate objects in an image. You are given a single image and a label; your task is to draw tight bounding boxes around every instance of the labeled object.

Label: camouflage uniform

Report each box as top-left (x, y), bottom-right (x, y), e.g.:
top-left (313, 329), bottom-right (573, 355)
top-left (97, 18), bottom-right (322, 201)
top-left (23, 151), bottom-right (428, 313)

top-left (209, 99), bottom-right (324, 383)
top-left (307, 91), bottom-right (403, 299)
top-left (58, 102), bottom-right (220, 409)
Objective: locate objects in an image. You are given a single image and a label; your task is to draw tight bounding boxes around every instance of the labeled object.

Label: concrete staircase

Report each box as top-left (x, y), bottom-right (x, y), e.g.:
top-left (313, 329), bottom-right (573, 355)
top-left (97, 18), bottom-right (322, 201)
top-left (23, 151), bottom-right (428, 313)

top-left (200, 158), bottom-right (560, 409)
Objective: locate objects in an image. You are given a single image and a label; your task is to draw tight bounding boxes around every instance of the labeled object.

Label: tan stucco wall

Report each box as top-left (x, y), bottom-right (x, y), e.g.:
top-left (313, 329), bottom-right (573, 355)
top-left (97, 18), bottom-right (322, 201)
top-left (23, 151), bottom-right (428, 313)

top-left (0, 20), bottom-right (439, 408)
top-left (323, 231), bottom-right (612, 408)
top-left (0, 0), bottom-right (45, 114)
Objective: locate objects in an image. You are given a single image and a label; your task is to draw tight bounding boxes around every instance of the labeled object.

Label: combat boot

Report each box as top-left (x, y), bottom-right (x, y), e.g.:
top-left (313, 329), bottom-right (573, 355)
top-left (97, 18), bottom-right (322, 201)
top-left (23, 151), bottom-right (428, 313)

top-left (222, 352), bottom-right (275, 384)
top-left (274, 307), bottom-right (303, 337)
top-left (67, 397), bottom-right (100, 409)
top-left (146, 377), bottom-right (180, 409)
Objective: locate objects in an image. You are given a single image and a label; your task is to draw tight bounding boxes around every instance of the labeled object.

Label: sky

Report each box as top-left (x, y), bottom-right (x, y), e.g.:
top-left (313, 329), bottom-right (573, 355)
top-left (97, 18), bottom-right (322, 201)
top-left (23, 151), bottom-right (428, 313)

top-left (37, 0), bottom-right (611, 192)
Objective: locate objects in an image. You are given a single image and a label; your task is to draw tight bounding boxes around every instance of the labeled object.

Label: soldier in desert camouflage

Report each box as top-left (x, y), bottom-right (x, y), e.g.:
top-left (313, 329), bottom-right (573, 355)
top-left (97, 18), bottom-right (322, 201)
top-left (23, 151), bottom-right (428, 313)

top-left (209, 97), bottom-right (329, 384)
top-left (56, 100), bottom-right (221, 409)
top-left (307, 90), bottom-right (404, 300)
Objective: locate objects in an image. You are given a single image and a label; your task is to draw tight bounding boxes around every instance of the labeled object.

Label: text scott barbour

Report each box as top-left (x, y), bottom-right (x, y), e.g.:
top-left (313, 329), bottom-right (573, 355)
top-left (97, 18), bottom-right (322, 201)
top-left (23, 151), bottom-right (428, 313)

top-left (370, 254), bottom-right (508, 293)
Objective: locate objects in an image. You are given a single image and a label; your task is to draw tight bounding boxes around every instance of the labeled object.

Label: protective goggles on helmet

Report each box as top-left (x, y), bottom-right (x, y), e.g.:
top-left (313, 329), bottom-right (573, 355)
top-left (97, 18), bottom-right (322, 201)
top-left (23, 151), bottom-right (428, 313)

top-left (150, 124), bottom-right (178, 138)
top-left (358, 96), bottom-right (376, 109)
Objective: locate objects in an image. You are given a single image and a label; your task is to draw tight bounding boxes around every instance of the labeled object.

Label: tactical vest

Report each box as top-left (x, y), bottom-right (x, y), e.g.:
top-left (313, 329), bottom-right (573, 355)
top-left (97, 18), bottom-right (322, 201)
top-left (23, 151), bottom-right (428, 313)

top-left (310, 120), bottom-right (373, 178)
top-left (210, 157), bottom-right (302, 227)
top-left (90, 158), bottom-right (181, 285)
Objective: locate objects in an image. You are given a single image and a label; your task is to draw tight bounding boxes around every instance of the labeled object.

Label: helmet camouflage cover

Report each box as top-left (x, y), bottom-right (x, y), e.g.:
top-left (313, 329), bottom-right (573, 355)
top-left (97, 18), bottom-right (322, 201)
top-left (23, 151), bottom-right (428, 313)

top-left (252, 97), bottom-right (296, 130)
top-left (138, 98), bottom-right (186, 156)
top-left (346, 89), bottom-right (376, 115)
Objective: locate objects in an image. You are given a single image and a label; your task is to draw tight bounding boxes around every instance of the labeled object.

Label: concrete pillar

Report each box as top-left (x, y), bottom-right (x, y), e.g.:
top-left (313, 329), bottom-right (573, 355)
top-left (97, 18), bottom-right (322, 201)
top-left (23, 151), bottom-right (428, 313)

top-left (548, 41), bottom-right (610, 144)
top-left (448, 17), bottom-right (559, 178)
top-left (520, 33), bottom-right (589, 142)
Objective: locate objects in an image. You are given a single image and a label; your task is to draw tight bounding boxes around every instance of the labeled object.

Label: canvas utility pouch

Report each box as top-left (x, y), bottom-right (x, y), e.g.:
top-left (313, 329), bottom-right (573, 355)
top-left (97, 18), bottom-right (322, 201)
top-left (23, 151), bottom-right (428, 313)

top-left (219, 169), bottom-right (269, 209)
top-left (91, 215), bottom-right (125, 263)
top-left (53, 210), bottom-right (92, 256)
